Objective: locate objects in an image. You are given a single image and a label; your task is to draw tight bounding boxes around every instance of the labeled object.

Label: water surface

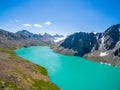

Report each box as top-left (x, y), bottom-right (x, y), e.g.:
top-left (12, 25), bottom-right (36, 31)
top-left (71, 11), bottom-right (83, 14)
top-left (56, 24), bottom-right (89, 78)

top-left (15, 46), bottom-right (120, 90)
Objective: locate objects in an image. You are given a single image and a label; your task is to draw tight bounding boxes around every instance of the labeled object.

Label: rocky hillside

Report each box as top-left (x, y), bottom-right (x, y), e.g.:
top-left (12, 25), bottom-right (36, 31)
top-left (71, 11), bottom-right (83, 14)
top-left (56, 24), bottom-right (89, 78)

top-left (0, 29), bottom-right (60, 90)
top-left (52, 24), bottom-right (120, 66)
top-left (0, 48), bottom-right (59, 90)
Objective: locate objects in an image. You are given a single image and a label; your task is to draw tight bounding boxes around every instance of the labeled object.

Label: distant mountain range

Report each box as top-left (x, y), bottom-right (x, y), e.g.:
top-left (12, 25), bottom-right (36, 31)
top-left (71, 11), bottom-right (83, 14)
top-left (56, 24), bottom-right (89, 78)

top-left (52, 24), bottom-right (120, 66)
top-left (0, 29), bottom-right (64, 48)
top-left (0, 24), bottom-right (120, 66)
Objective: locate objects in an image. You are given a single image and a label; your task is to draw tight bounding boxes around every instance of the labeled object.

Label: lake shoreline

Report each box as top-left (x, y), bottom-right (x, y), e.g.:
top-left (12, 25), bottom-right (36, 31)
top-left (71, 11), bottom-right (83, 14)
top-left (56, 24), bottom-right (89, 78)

top-left (50, 44), bottom-right (120, 68)
top-left (16, 46), bottom-right (120, 90)
top-left (0, 46), bottom-right (59, 90)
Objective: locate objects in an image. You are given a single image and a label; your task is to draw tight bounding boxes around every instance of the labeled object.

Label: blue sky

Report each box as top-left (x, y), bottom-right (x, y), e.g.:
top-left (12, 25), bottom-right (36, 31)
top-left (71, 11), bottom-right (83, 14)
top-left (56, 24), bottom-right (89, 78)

top-left (0, 0), bottom-right (120, 35)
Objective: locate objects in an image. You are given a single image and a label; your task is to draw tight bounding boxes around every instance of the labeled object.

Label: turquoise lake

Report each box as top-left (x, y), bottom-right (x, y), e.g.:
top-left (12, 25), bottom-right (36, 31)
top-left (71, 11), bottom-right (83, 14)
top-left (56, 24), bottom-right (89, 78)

top-left (15, 46), bottom-right (120, 90)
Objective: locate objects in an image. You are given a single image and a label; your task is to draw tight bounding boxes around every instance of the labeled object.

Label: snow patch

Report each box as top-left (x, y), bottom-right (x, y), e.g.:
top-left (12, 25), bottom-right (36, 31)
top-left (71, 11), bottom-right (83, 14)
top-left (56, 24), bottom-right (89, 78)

top-left (91, 46), bottom-right (95, 52)
top-left (99, 52), bottom-right (109, 57)
top-left (101, 36), bottom-right (105, 44)
top-left (100, 62), bottom-right (103, 64)
top-left (54, 36), bottom-right (66, 42)
top-left (93, 32), bottom-right (97, 34)
top-left (108, 63), bottom-right (111, 66)
top-left (99, 36), bottom-right (105, 50)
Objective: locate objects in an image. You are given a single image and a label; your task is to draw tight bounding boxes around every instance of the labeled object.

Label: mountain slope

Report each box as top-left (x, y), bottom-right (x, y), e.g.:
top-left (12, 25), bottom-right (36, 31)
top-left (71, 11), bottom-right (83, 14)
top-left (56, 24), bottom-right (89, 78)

top-left (52, 24), bottom-right (120, 66)
top-left (0, 48), bottom-right (59, 90)
top-left (0, 29), bottom-right (64, 48)
top-left (0, 29), bottom-right (60, 90)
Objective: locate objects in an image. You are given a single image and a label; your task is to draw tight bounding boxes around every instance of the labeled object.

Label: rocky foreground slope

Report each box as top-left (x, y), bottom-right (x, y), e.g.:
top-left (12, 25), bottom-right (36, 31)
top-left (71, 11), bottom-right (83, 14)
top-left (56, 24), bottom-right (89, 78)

top-left (0, 29), bottom-right (60, 90)
top-left (52, 24), bottom-right (120, 66)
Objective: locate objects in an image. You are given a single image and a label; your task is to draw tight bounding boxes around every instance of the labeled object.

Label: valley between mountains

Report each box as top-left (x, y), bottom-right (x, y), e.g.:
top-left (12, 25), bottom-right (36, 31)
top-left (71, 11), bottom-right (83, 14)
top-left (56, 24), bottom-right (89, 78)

top-left (0, 24), bottom-right (120, 89)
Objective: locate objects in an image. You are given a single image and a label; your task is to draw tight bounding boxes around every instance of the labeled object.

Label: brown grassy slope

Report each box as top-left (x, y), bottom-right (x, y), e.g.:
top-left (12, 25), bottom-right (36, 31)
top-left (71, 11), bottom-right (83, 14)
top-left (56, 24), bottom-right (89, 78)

top-left (0, 48), bottom-right (59, 90)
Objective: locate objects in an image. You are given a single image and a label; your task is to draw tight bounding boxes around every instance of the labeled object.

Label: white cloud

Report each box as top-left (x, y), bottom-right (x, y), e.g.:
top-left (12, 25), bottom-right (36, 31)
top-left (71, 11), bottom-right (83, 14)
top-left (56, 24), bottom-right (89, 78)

top-left (22, 23), bottom-right (43, 28)
top-left (23, 24), bottom-right (31, 27)
top-left (34, 24), bottom-right (43, 28)
top-left (45, 21), bottom-right (52, 25)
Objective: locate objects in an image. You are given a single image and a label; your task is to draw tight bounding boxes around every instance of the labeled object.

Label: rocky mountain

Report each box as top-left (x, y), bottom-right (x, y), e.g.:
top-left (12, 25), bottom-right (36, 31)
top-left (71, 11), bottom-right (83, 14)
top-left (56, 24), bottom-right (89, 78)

top-left (60, 32), bottom-right (101, 56)
top-left (100, 24), bottom-right (120, 50)
top-left (43, 33), bottom-right (53, 38)
top-left (52, 24), bottom-right (120, 66)
top-left (42, 33), bottom-right (65, 43)
top-left (0, 29), bottom-right (64, 48)
top-left (53, 34), bottom-right (64, 38)
top-left (16, 30), bottom-right (43, 39)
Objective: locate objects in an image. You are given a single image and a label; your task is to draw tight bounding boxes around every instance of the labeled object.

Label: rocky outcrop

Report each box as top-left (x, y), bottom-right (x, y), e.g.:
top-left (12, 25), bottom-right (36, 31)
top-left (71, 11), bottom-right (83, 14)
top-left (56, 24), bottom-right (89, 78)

top-left (60, 32), bottom-right (101, 56)
top-left (53, 24), bottom-right (120, 66)
top-left (101, 24), bottom-right (120, 50)
top-left (114, 48), bottom-right (120, 57)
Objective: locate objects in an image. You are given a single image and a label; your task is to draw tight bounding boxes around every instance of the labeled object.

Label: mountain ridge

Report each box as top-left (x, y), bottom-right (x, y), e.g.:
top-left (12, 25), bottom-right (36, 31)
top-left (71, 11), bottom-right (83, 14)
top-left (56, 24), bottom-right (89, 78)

top-left (0, 29), bottom-right (64, 48)
top-left (52, 24), bottom-right (120, 66)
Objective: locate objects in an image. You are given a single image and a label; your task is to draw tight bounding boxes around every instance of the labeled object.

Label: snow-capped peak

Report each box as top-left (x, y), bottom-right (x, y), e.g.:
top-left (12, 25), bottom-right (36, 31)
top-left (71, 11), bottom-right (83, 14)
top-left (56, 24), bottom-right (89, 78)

top-left (54, 36), bottom-right (67, 42)
top-left (93, 32), bottom-right (97, 34)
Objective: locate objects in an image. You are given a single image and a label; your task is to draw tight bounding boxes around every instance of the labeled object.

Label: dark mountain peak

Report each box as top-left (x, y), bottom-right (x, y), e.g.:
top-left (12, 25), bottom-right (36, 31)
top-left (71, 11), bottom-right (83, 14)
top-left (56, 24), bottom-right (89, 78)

top-left (21, 30), bottom-right (29, 32)
top-left (43, 33), bottom-right (53, 39)
top-left (102, 24), bottom-right (120, 50)
top-left (59, 24), bottom-right (120, 57)
top-left (104, 24), bottom-right (120, 35)
top-left (16, 30), bottom-right (37, 39)
top-left (107, 24), bottom-right (120, 30)
top-left (60, 31), bottom-right (100, 56)
top-left (16, 30), bottom-right (32, 35)
top-left (54, 34), bottom-right (60, 37)
top-left (53, 34), bottom-right (64, 37)
top-left (43, 33), bottom-right (52, 36)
